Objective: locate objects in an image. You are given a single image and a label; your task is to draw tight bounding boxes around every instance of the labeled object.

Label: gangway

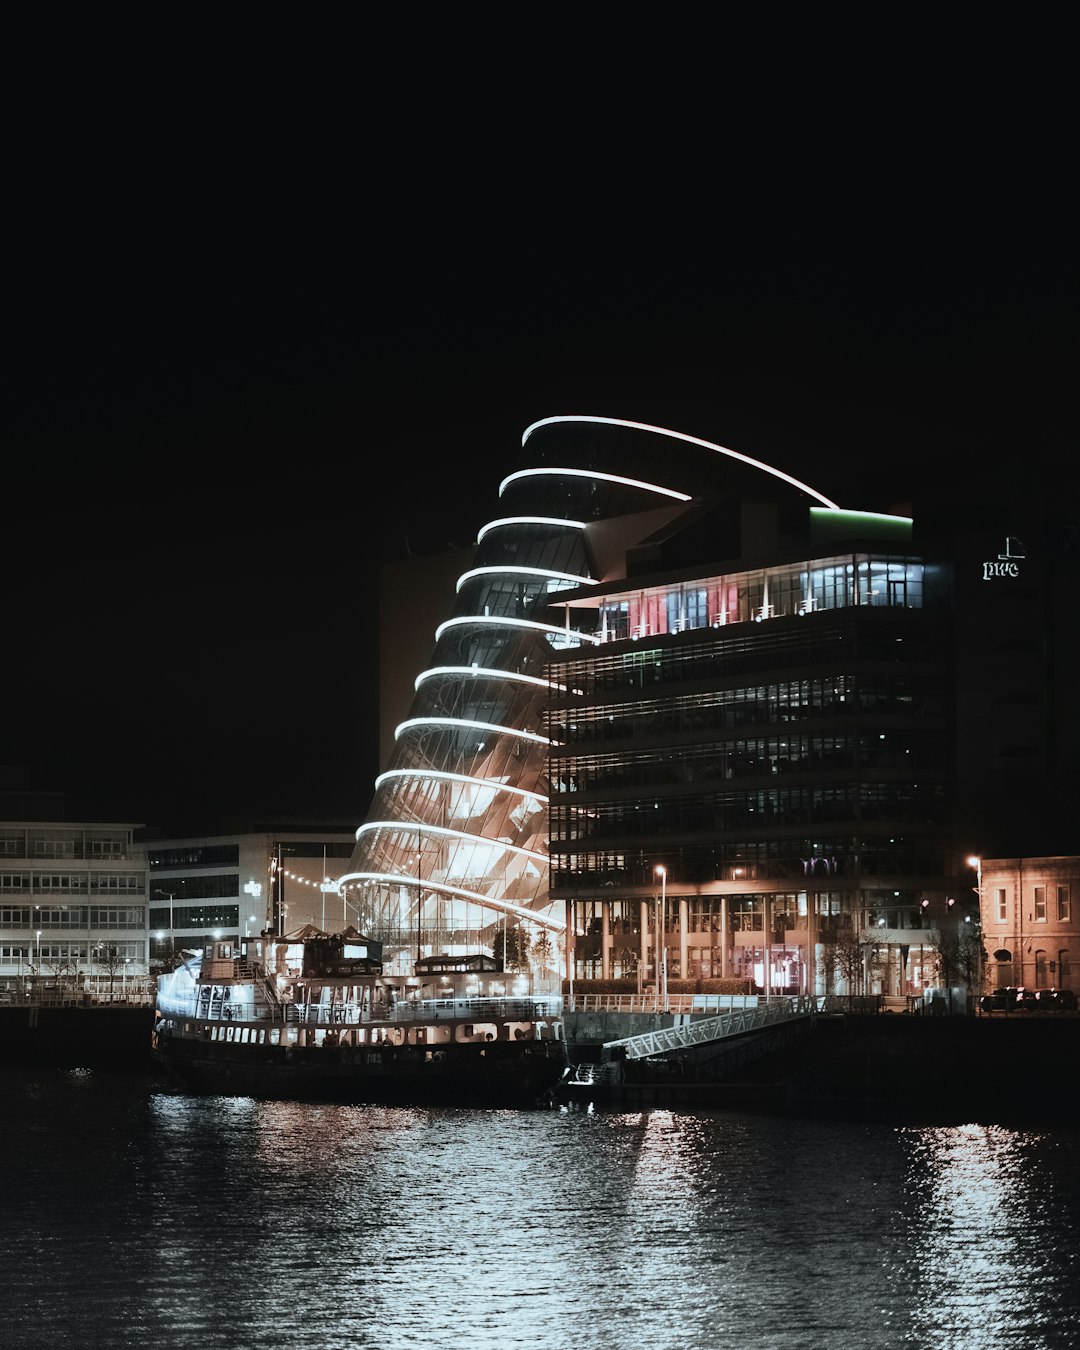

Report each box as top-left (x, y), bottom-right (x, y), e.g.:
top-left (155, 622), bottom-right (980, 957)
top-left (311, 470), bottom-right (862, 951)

top-left (603, 994), bottom-right (826, 1061)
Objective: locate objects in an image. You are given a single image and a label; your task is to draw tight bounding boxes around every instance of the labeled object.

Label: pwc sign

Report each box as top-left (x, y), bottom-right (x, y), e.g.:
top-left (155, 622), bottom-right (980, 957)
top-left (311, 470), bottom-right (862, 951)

top-left (982, 537), bottom-right (1025, 580)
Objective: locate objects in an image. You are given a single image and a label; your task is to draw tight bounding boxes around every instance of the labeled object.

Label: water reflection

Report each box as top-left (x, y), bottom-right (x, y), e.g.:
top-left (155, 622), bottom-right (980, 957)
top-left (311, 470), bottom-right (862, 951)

top-left (3, 1072), bottom-right (1080, 1350)
top-left (900, 1124), bottom-right (1071, 1349)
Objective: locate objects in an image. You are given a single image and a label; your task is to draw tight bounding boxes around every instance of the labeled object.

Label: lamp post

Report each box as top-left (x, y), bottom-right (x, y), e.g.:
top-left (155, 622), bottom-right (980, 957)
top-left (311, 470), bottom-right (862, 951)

top-left (243, 880), bottom-right (263, 938)
top-left (154, 890), bottom-right (175, 962)
top-left (967, 855), bottom-right (984, 1000)
top-left (655, 865), bottom-right (667, 1012)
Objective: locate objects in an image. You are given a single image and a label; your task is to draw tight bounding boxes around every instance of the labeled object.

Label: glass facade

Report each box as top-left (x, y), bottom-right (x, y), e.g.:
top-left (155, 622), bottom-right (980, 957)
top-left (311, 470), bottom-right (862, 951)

top-left (342, 416), bottom-right (961, 994)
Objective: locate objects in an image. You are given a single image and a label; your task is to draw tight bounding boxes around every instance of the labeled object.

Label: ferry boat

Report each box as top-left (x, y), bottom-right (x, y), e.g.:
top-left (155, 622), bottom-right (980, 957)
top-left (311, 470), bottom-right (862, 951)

top-left (151, 925), bottom-right (569, 1108)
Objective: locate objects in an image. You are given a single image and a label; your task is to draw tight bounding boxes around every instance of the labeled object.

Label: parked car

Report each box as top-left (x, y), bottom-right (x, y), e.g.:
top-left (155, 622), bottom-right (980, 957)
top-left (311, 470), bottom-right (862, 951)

top-left (1036, 988), bottom-right (1078, 1011)
top-left (981, 988), bottom-right (1019, 1012)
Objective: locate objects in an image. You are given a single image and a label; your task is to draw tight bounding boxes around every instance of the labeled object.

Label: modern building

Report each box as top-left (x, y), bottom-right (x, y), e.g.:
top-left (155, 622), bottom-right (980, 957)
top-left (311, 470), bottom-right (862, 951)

top-left (531, 418), bottom-right (972, 999)
top-left (0, 816), bottom-right (361, 991)
top-left (0, 818), bottom-right (148, 992)
top-left (354, 414), bottom-right (1080, 1002)
top-left (346, 417), bottom-right (991, 998)
top-left (145, 826), bottom-right (357, 966)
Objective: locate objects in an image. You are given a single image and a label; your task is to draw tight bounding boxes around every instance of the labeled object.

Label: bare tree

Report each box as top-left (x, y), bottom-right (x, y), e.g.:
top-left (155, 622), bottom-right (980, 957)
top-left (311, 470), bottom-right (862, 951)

top-left (43, 954), bottom-right (79, 997)
top-left (833, 927), bottom-right (875, 996)
top-left (96, 945), bottom-right (126, 1000)
top-left (928, 924), bottom-right (983, 1004)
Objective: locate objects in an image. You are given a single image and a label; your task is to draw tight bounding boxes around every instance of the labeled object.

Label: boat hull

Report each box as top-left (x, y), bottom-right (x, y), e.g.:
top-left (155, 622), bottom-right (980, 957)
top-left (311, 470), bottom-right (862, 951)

top-left (152, 1028), bottom-right (569, 1108)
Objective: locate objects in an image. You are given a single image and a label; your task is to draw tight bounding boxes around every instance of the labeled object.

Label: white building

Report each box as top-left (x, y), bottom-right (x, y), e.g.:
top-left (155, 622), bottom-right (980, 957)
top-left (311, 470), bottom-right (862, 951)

top-left (0, 819), bottom-right (148, 988)
top-left (145, 827), bottom-right (357, 966)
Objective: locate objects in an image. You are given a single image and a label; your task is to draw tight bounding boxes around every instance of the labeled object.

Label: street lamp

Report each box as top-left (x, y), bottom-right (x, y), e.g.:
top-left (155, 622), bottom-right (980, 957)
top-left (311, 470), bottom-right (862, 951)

top-left (655, 865), bottom-right (667, 1012)
top-left (154, 890), bottom-right (175, 961)
top-left (967, 855), bottom-right (984, 998)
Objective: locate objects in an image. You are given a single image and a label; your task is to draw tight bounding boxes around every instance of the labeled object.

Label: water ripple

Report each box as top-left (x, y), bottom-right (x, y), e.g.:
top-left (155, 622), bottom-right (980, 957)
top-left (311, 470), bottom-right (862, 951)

top-left (2, 1072), bottom-right (1079, 1349)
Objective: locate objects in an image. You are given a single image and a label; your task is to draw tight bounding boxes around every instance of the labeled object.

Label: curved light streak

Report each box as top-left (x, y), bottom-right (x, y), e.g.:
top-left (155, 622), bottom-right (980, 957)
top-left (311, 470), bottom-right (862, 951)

top-left (374, 767), bottom-right (548, 805)
top-left (455, 564), bottom-right (596, 593)
top-left (434, 613), bottom-right (601, 644)
top-left (500, 465), bottom-right (692, 503)
top-left (521, 415), bottom-right (840, 509)
top-left (810, 506), bottom-right (914, 527)
top-left (394, 716), bottom-right (552, 746)
top-left (414, 665), bottom-right (566, 694)
top-left (355, 820), bottom-right (548, 863)
top-left (477, 515), bottom-right (588, 543)
top-left (338, 871), bottom-right (563, 932)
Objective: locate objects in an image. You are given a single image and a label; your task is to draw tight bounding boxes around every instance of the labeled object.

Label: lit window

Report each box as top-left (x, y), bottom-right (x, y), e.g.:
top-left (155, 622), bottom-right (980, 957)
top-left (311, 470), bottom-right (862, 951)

top-left (996, 888), bottom-right (1007, 923)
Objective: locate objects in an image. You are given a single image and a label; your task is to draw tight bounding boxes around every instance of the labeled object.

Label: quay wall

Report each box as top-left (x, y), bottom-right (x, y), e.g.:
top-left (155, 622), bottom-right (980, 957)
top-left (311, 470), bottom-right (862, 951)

top-left (4, 1006), bottom-right (1078, 1122)
top-left (564, 1011), bottom-right (1080, 1118)
top-left (0, 1005), bottom-right (154, 1068)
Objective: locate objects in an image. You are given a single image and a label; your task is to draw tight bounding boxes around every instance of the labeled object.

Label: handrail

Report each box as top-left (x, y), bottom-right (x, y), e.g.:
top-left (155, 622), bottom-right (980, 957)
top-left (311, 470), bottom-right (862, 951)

top-left (568, 992), bottom-right (795, 1015)
top-left (0, 990), bottom-right (155, 1009)
top-left (602, 994), bottom-right (826, 1059)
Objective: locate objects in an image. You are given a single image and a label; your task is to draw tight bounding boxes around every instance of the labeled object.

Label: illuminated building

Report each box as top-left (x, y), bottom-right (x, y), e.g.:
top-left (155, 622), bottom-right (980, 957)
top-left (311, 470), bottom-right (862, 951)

top-left (145, 826), bottom-right (357, 963)
top-left (0, 818), bottom-right (149, 988)
top-left (347, 415), bottom-right (979, 996)
top-left (0, 818), bottom-right (359, 991)
top-left (533, 418), bottom-right (961, 998)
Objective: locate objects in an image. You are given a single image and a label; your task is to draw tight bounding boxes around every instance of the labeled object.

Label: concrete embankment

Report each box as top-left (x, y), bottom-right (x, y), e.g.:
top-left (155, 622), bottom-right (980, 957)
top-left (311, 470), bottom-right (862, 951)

top-left (563, 1010), bottom-right (1080, 1118)
top-left (0, 1004), bottom-right (154, 1068)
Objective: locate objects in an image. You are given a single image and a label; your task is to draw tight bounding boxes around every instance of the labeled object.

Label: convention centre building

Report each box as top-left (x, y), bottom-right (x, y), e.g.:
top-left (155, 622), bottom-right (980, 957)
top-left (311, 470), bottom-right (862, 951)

top-left (342, 416), bottom-right (1078, 1000)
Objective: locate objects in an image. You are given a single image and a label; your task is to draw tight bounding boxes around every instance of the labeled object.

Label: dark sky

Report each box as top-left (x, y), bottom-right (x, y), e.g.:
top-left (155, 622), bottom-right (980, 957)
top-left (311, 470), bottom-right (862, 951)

top-left (3, 25), bottom-right (1076, 834)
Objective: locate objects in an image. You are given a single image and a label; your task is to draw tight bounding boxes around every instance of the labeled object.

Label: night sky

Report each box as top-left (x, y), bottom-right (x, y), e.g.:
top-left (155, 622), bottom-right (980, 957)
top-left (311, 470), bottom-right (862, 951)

top-left (3, 27), bottom-right (1075, 835)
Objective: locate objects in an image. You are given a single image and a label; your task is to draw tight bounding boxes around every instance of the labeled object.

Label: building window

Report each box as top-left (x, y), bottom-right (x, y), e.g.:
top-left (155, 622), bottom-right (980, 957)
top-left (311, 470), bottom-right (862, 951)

top-left (1060, 951), bottom-right (1071, 989)
top-left (1057, 886), bottom-right (1071, 922)
top-left (1034, 886), bottom-right (1047, 921)
top-left (1035, 949), bottom-right (1048, 988)
top-left (996, 888), bottom-right (1007, 923)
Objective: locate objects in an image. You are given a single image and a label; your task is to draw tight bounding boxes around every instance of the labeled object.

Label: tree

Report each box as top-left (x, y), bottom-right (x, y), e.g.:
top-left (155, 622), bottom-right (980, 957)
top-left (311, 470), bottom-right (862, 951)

top-left (531, 930), bottom-right (555, 975)
top-left (43, 954), bottom-right (79, 996)
top-left (494, 921), bottom-right (530, 972)
top-left (928, 924), bottom-right (983, 1004)
top-left (96, 945), bottom-right (126, 999)
top-left (832, 926), bottom-right (876, 996)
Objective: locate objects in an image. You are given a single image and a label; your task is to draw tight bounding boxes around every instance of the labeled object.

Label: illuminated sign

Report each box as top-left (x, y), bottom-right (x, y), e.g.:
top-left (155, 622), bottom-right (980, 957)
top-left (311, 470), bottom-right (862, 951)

top-left (982, 537), bottom-right (1025, 580)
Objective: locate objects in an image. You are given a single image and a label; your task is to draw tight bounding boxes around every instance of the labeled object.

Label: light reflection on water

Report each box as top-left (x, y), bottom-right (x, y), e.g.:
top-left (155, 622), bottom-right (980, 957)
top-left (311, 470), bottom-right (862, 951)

top-left (898, 1124), bottom-right (1078, 1349)
top-left (2, 1069), bottom-right (1080, 1350)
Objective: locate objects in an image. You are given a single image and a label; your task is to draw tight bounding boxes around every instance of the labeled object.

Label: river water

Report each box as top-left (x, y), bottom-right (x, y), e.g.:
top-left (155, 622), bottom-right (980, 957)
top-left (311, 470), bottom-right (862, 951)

top-left (3, 1066), bottom-right (1079, 1350)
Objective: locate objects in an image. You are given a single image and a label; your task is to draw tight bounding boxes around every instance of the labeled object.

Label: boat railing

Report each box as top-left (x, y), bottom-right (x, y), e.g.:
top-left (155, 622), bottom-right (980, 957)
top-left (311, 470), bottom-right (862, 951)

top-left (566, 993), bottom-right (797, 1014)
top-left (182, 995), bottom-right (563, 1026)
top-left (283, 996), bottom-right (562, 1027)
top-left (389, 996), bottom-right (561, 1023)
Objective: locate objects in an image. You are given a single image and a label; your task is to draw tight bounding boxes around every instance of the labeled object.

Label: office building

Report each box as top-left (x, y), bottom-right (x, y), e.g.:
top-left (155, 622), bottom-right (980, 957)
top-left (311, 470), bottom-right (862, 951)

top-left (0, 818), bottom-right (148, 991)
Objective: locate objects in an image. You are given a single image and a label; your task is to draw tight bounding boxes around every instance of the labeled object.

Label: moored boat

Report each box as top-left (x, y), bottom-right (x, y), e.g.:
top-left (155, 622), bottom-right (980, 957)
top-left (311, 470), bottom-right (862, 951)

top-left (151, 926), bottom-right (569, 1107)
